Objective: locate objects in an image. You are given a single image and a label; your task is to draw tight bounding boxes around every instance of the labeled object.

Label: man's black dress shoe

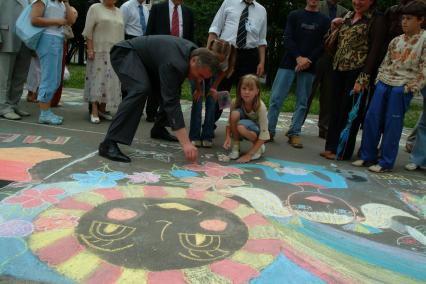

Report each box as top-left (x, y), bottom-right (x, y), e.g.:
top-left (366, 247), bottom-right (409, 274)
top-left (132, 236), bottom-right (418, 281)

top-left (150, 127), bottom-right (178, 142)
top-left (99, 140), bottom-right (131, 163)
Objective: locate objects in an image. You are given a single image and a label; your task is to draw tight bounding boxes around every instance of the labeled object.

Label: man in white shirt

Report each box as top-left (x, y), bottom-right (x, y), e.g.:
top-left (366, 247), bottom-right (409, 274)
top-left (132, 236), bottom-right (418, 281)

top-left (208, 0), bottom-right (267, 121)
top-left (120, 0), bottom-right (149, 39)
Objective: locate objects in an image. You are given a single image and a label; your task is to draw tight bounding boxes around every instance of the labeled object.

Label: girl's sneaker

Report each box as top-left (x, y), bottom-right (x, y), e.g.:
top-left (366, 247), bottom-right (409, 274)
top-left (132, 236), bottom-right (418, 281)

top-left (368, 164), bottom-right (391, 173)
top-left (202, 140), bottom-right (213, 148)
top-left (405, 163), bottom-right (419, 171)
top-left (39, 110), bottom-right (63, 125)
top-left (191, 140), bottom-right (202, 147)
top-left (251, 144), bottom-right (265, 160)
top-left (229, 144), bottom-right (240, 160)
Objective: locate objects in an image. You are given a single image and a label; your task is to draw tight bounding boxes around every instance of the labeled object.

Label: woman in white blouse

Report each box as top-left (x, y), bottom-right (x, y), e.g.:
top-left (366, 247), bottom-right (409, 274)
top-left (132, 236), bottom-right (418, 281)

top-left (82, 0), bottom-right (124, 123)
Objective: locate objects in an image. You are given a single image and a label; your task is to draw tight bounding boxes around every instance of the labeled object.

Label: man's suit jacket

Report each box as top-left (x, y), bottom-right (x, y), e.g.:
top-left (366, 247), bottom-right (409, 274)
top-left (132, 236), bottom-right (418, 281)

top-left (112, 35), bottom-right (197, 130)
top-left (146, 1), bottom-right (194, 42)
top-left (0, 0), bottom-right (28, 53)
top-left (319, 1), bottom-right (348, 19)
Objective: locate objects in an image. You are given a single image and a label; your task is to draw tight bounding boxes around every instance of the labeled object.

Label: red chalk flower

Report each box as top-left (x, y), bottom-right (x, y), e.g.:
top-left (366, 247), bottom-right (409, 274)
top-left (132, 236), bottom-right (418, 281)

top-left (184, 162), bottom-right (243, 178)
top-left (4, 188), bottom-right (64, 208)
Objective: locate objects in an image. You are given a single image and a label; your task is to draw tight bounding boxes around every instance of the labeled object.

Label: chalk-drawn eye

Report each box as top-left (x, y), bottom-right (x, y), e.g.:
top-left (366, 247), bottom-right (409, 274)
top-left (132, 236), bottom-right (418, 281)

top-left (178, 233), bottom-right (230, 261)
top-left (199, 219), bottom-right (228, 231)
top-left (79, 221), bottom-right (136, 252)
top-left (107, 208), bottom-right (139, 221)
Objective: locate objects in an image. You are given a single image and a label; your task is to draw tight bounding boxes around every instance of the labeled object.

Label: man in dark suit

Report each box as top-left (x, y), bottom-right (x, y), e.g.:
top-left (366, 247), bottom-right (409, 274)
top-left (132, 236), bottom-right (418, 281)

top-left (144, 0), bottom-right (194, 142)
top-left (99, 35), bottom-right (219, 163)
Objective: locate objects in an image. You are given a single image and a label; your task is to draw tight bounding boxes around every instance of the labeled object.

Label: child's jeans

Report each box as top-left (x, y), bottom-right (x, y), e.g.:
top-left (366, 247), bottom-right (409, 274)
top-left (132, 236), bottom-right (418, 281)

top-left (36, 33), bottom-right (64, 103)
top-left (409, 87), bottom-right (426, 167)
top-left (189, 79), bottom-right (216, 142)
top-left (235, 108), bottom-right (260, 136)
top-left (360, 81), bottom-right (413, 169)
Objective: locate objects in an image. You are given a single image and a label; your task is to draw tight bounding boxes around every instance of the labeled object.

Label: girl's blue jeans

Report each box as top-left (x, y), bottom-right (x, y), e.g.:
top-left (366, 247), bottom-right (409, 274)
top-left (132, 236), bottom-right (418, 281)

top-left (36, 33), bottom-right (64, 103)
top-left (189, 79), bottom-right (216, 142)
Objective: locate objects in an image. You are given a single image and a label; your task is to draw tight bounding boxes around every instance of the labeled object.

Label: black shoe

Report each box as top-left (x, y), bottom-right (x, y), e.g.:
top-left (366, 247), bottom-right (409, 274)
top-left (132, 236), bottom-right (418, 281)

top-left (150, 127), bottom-right (178, 142)
top-left (99, 140), bottom-right (131, 163)
top-left (146, 116), bottom-right (156, 123)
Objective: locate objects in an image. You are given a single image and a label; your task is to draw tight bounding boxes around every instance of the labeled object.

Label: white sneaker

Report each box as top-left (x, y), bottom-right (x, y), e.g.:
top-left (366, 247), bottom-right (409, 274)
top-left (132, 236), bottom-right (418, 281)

top-left (352, 160), bottom-right (365, 167)
top-left (405, 163), bottom-right (419, 171)
top-left (202, 140), bottom-right (213, 148)
top-left (229, 144), bottom-right (240, 160)
top-left (191, 140), bottom-right (202, 147)
top-left (2, 111), bottom-right (21, 120)
top-left (368, 164), bottom-right (391, 173)
top-left (251, 144), bottom-right (265, 160)
top-left (90, 114), bottom-right (100, 124)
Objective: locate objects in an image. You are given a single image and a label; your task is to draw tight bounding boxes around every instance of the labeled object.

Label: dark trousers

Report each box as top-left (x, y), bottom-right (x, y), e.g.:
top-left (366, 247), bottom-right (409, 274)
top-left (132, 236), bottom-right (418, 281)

top-left (303, 53), bottom-right (333, 134)
top-left (325, 69), bottom-right (367, 160)
top-left (215, 48), bottom-right (259, 122)
top-left (105, 47), bottom-right (150, 145)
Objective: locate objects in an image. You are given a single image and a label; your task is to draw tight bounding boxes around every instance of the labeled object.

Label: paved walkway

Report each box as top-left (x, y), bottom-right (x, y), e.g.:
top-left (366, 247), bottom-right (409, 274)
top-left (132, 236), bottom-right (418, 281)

top-left (0, 88), bottom-right (425, 284)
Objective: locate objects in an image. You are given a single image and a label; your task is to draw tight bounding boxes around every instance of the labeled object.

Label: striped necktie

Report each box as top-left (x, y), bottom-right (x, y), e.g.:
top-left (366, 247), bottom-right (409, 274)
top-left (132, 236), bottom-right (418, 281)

top-left (236, 2), bottom-right (251, 48)
top-left (139, 5), bottom-right (147, 35)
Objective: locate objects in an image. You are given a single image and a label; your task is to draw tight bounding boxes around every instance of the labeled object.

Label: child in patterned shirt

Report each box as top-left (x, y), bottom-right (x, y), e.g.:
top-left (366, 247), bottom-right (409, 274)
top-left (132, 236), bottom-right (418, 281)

top-left (353, 0), bottom-right (426, 173)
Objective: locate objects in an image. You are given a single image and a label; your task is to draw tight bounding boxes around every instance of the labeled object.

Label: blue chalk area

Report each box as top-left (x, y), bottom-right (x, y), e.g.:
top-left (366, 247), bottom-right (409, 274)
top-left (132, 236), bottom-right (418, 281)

top-left (0, 238), bottom-right (75, 284)
top-left (295, 219), bottom-right (426, 281)
top-left (235, 158), bottom-right (347, 189)
top-left (250, 253), bottom-right (325, 284)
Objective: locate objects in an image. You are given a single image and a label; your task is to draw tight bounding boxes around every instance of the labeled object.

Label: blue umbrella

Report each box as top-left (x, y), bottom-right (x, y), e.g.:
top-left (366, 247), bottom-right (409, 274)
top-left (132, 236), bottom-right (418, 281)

top-left (336, 91), bottom-right (364, 159)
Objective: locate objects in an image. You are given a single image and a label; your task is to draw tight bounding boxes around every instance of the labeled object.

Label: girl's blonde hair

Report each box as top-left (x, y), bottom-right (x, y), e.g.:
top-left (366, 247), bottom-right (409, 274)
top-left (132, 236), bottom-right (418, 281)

top-left (234, 74), bottom-right (261, 111)
top-left (207, 39), bottom-right (236, 78)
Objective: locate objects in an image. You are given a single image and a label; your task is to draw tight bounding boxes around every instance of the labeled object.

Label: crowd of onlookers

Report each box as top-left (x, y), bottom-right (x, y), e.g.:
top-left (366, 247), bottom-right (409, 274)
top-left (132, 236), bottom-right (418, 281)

top-left (0, 0), bottom-right (425, 171)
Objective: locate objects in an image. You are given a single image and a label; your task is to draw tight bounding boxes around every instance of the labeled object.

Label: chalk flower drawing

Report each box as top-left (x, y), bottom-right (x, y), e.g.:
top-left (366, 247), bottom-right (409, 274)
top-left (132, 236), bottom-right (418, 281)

top-left (184, 162), bottom-right (243, 178)
top-left (71, 170), bottom-right (126, 187)
top-left (0, 219), bottom-right (33, 237)
top-left (127, 172), bottom-right (161, 184)
top-left (182, 176), bottom-right (245, 191)
top-left (4, 188), bottom-right (64, 208)
top-left (170, 169), bottom-right (199, 178)
top-left (33, 215), bottom-right (79, 231)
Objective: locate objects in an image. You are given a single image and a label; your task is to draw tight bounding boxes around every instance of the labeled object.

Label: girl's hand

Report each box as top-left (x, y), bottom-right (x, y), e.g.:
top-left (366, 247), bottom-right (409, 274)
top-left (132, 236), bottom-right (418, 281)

top-left (237, 154), bottom-right (251, 163)
top-left (193, 88), bottom-right (202, 102)
top-left (87, 49), bottom-right (95, 60)
top-left (353, 82), bottom-right (364, 94)
top-left (208, 88), bottom-right (218, 101)
top-left (223, 137), bottom-right (231, 150)
top-left (57, 18), bottom-right (68, 26)
top-left (331, 17), bottom-right (344, 30)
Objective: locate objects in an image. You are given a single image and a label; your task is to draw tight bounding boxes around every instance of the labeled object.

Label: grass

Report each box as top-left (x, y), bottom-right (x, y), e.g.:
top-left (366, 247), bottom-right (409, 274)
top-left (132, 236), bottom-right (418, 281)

top-left (65, 63), bottom-right (420, 128)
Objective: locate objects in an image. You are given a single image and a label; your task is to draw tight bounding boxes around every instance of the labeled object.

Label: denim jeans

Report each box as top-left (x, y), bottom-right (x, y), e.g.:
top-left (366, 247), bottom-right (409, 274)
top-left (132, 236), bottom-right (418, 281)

top-left (36, 33), bottom-right (64, 103)
top-left (189, 79), bottom-right (216, 142)
top-left (360, 81), bottom-right (413, 169)
top-left (410, 87), bottom-right (426, 167)
top-left (267, 68), bottom-right (315, 137)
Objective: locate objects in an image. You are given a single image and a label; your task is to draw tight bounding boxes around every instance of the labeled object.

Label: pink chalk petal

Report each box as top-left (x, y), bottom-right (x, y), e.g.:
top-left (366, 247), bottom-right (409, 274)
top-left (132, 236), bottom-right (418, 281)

top-left (304, 195), bottom-right (334, 203)
top-left (210, 259), bottom-right (259, 284)
top-left (107, 208), bottom-right (138, 221)
top-left (147, 270), bottom-right (186, 284)
top-left (22, 199), bottom-right (43, 208)
top-left (200, 219), bottom-right (228, 231)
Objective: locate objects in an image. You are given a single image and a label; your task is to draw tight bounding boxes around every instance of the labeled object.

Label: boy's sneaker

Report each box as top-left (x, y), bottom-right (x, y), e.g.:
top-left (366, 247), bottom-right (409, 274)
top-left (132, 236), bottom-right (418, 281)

top-left (191, 140), bottom-right (202, 147)
top-left (368, 164), bottom-right (391, 173)
top-left (39, 110), bottom-right (63, 125)
top-left (229, 144), bottom-right (240, 160)
top-left (202, 140), bottom-right (213, 148)
top-left (405, 163), bottom-right (419, 171)
top-left (251, 144), bottom-right (266, 160)
top-left (352, 160), bottom-right (365, 167)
